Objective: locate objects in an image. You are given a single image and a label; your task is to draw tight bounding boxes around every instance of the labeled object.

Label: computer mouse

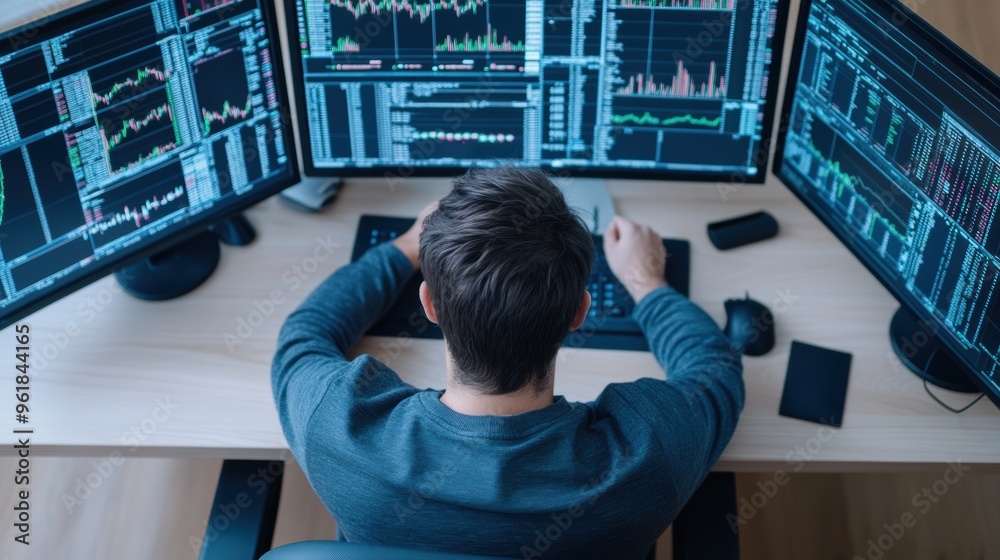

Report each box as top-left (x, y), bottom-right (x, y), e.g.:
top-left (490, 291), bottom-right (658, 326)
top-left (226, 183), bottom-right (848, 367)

top-left (723, 293), bottom-right (775, 356)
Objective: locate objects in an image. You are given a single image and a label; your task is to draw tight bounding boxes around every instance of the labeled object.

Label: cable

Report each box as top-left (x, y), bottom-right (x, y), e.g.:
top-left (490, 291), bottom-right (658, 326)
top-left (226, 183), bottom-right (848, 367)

top-left (923, 380), bottom-right (986, 413)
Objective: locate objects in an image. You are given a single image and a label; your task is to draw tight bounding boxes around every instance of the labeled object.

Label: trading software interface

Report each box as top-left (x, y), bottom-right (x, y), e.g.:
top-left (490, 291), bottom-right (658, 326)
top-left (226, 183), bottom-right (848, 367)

top-left (291, 0), bottom-right (784, 176)
top-left (778, 0), bottom-right (1000, 390)
top-left (0, 0), bottom-right (292, 316)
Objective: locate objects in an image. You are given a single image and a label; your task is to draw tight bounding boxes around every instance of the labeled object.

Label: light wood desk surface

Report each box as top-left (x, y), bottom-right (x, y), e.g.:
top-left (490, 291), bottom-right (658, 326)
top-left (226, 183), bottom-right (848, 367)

top-left (1, 0), bottom-right (999, 472)
top-left (4, 175), bottom-right (998, 471)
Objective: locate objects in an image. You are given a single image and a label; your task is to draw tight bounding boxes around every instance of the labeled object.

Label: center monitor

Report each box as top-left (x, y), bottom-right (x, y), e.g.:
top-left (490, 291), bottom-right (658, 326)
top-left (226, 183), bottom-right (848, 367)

top-left (285, 0), bottom-right (789, 182)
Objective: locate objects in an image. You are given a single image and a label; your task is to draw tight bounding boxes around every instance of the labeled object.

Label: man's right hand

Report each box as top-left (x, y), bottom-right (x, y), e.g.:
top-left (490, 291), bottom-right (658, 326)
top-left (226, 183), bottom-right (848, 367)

top-left (392, 201), bottom-right (438, 270)
top-left (604, 216), bottom-right (668, 304)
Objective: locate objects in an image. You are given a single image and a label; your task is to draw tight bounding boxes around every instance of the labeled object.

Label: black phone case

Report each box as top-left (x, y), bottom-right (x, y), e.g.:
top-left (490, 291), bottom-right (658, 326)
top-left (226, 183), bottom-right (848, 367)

top-left (707, 211), bottom-right (779, 250)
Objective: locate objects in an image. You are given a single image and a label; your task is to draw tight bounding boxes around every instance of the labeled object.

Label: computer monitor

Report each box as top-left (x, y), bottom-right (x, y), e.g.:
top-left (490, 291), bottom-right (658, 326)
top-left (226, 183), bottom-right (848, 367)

top-left (773, 0), bottom-right (1000, 406)
top-left (0, 0), bottom-right (299, 328)
top-left (284, 0), bottom-right (789, 182)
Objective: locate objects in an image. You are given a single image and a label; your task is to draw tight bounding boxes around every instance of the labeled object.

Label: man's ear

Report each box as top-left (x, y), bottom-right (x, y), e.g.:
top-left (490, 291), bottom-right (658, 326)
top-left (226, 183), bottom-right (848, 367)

top-left (569, 291), bottom-right (592, 332)
top-left (419, 281), bottom-right (438, 324)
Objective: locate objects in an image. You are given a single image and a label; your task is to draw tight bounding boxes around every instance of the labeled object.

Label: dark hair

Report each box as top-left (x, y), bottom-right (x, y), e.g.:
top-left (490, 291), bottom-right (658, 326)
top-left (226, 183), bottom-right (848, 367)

top-left (419, 167), bottom-right (594, 395)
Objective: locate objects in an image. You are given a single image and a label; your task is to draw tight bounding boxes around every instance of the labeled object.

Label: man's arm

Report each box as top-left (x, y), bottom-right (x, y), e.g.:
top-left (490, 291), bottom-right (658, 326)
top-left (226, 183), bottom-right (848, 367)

top-left (631, 285), bottom-right (744, 465)
top-left (602, 216), bottom-right (743, 489)
top-left (271, 241), bottom-right (414, 455)
top-left (271, 204), bottom-right (432, 464)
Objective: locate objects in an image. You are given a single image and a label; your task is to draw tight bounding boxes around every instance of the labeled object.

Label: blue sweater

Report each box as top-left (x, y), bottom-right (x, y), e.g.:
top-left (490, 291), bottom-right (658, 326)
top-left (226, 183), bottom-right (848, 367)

top-left (272, 242), bottom-right (743, 560)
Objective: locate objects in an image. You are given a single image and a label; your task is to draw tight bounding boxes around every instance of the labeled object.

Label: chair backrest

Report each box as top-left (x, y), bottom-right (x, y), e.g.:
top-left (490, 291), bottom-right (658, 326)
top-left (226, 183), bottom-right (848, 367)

top-left (260, 541), bottom-right (516, 560)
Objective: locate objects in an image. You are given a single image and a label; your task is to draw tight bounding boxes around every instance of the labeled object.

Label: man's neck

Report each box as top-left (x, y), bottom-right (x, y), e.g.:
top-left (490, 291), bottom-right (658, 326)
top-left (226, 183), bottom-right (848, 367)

top-left (440, 360), bottom-right (555, 416)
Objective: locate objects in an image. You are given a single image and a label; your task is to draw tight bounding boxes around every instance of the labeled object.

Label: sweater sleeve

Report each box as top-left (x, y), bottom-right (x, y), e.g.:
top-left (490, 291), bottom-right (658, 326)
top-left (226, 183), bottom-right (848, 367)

top-left (606, 286), bottom-right (744, 492)
top-left (271, 242), bottom-right (415, 457)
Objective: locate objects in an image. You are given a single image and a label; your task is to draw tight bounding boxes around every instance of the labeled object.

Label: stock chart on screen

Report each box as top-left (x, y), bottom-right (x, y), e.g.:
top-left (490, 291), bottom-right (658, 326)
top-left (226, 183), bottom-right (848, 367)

top-left (288, 0), bottom-right (787, 178)
top-left (776, 0), bottom-right (1000, 391)
top-left (0, 0), bottom-right (292, 316)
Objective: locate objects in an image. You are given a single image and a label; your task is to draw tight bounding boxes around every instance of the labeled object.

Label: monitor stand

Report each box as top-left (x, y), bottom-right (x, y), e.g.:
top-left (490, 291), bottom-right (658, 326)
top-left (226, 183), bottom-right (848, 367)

top-left (114, 214), bottom-right (253, 301)
top-left (553, 178), bottom-right (616, 235)
top-left (210, 213), bottom-right (256, 246)
top-left (889, 307), bottom-right (979, 393)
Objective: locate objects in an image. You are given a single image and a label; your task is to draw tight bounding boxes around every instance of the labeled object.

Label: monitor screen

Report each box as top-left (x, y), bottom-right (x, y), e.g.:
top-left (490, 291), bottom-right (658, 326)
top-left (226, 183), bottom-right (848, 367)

top-left (0, 0), bottom-right (298, 327)
top-left (286, 0), bottom-right (788, 181)
top-left (774, 0), bottom-right (1000, 398)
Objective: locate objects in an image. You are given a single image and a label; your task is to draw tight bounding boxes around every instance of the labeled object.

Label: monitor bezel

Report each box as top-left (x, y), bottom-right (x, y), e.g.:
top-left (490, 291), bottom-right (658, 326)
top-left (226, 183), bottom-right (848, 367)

top-left (283, 0), bottom-right (790, 184)
top-left (772, 0), bottom-right (1000, 405)
top-left (0, 0), bottom-right (301, 329)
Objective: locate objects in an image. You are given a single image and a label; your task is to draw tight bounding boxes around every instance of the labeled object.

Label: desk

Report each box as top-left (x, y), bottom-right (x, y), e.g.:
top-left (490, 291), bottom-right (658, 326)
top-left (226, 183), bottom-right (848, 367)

top-left (5, 175), bottom-right (998, 470)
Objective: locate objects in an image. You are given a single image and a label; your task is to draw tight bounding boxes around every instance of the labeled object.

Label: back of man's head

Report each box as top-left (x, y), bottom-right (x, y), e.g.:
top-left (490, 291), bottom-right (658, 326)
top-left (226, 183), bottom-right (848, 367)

top-left (420, 167), bottom-right (594, 395)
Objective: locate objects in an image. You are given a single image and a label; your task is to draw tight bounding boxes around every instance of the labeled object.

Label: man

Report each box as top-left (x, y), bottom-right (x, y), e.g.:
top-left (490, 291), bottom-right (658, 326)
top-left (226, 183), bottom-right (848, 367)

top-left (272, 167), bottom-right (742, 559)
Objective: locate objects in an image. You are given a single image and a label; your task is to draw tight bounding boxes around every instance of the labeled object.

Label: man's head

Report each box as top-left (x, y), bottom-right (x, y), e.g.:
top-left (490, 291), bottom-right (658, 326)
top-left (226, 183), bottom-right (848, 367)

top-left (419, 167), bottom-right (594, 395)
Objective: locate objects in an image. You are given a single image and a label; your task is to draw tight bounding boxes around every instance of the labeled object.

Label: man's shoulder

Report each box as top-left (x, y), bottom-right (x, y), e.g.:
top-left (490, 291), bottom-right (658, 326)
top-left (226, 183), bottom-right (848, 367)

top-left (314, 354), bottom-right (420, 407)
top-left (588, 378), bottom-right (707, 446)
top-left (302, 356), bottom-right (422, 453)
top-left (594, 377), bottom-right (690, 413)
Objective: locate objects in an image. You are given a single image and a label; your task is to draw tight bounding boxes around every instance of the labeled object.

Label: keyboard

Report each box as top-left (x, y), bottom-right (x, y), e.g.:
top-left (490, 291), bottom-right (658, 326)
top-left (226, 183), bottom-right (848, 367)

top-left (351, 216), bottom-right (439, 340)
top-left (352, 215), bottom-right (690, 351)
top-left (582, 236), bottom-right (690, 336)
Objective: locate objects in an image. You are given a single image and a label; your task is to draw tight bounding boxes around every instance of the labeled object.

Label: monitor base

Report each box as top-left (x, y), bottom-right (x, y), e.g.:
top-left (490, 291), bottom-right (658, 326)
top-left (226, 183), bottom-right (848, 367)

top-left (889, 307), bottom-right (979, 393)
top-left (279, 177), bottom-right (343, 211)
top-left (115, 231), bottom-right (221, 301)
top-left (553, 178), bottom-right (616, 235)
top-left (210, 214), bottom-right (257, 246)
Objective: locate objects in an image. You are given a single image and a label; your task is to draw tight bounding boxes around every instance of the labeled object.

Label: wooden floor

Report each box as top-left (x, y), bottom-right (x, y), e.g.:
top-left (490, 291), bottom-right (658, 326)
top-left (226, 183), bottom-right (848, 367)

top-left (1, 0), bottom-right (999, 559)
top-left (737, 471), bottom-right (1000, 560)
top-left (2, 457), bottom-right (999, 560)
top-left (0, 457), bottom-right (336, 559)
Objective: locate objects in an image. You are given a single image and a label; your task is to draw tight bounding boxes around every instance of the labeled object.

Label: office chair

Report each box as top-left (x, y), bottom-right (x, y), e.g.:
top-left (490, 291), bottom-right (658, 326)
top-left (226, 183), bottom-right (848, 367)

top-left (261, 541), bottom-right (511, 559)
top-left (198, 461), bottom-right (739, 560)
